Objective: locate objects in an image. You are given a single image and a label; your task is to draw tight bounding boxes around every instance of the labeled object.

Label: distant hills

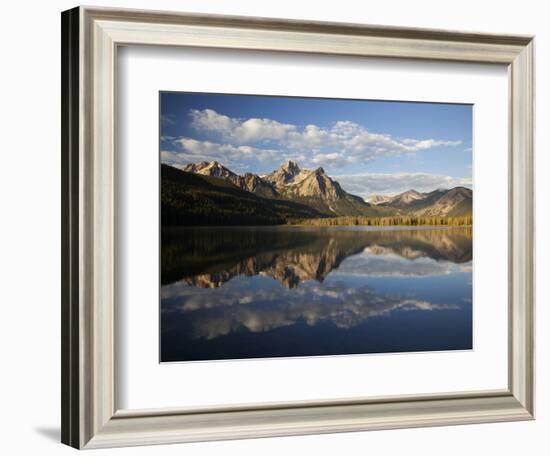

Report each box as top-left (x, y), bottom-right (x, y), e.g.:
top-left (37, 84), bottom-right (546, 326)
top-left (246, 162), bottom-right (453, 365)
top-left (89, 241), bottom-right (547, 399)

top-left (369, 187), bottom-right (473, 217)
top-left (162, 160), bottom-right (472, 225)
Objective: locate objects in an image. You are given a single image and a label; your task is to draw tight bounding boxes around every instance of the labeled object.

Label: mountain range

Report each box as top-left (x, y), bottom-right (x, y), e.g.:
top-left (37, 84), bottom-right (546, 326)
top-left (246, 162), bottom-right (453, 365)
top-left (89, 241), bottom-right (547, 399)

top-left (182, 160), bottom-right (377, 216)
top-left (162, 160), bottom-right (472, 225)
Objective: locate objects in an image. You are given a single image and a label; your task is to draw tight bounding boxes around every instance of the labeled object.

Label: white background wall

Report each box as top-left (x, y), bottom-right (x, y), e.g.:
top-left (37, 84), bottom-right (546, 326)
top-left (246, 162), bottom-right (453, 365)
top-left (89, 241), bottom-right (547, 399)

top-left (0, 0), bottom-right (547, 454)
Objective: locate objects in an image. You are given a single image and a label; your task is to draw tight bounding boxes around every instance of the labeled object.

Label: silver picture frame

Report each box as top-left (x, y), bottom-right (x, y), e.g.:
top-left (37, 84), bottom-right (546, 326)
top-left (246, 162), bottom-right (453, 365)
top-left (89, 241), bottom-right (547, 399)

top-left (61, 6), bottom-right (535, 449)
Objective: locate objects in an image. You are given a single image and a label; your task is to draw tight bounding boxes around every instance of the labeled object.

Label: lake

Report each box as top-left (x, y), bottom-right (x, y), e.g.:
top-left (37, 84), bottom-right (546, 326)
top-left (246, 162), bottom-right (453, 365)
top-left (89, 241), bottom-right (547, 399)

top-left (161, 226), bottom-right (472, 362)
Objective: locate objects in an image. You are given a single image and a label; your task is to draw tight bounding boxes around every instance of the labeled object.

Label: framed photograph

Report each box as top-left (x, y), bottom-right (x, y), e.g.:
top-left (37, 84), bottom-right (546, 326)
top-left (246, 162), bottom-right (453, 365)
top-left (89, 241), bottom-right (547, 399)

top-left (61, 6), bottom-right (535, 449)
top-left (159, 92), bottom-right (475, 362)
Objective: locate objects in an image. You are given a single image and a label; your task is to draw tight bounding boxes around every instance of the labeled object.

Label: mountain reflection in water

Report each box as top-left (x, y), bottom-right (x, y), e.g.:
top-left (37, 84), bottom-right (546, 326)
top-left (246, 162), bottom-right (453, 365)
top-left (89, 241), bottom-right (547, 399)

top-left (161, 226), bottom-right (472, 362)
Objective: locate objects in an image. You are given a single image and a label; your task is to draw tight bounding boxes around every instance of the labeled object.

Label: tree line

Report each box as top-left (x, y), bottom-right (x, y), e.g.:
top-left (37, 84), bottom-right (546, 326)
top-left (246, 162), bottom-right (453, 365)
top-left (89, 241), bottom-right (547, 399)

top-left (289, 214), bottom-right (473, 227)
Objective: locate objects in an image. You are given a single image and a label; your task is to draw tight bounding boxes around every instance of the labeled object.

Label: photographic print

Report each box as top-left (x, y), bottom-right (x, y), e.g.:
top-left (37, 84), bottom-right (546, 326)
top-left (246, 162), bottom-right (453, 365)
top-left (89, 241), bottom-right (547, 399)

top-left (160, 92), bottom-right (473, 363)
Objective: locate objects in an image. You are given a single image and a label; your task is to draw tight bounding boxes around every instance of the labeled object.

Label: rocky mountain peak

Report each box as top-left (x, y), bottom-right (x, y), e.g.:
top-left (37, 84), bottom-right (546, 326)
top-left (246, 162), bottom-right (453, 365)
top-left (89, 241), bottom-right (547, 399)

top-left (183, 160), bottom-right (236, 179)
top-left (368, 195), bottom-right (392, 205)
top-left (265, 161), bottom-right (310, 188)
top-left (291, 166), bottom-right (345, 202)
top-left (391, 189), bottom-right (426, 205)
top-left (281, 160), bottom-right (301, 174)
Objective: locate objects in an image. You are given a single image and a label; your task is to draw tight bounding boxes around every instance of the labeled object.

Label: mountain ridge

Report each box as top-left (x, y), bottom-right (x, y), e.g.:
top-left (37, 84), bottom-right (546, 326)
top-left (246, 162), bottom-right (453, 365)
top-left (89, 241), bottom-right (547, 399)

top-left (166, 160), bottom-right (472, 223)
top-left (162, 164), bottom-right (323, 226)
top-left (375, 186), bottom-right (472, 217)
top-left (182, 160), bottom-right (377, 216)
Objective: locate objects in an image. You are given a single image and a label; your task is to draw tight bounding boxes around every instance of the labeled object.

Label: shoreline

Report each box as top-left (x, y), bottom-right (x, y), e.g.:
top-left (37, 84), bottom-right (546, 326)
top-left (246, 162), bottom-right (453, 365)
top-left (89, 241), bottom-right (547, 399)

top-left (163, 224), bottom-right (472, 231)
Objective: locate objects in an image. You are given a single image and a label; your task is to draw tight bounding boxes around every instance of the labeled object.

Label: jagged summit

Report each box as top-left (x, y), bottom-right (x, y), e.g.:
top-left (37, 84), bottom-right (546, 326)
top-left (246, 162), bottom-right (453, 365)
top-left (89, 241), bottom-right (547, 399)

top-left (182, 160), bottom-right (236, 179)
top-left (289, 166), bottom-right (344, 201)
top-left (265, 160), bottom-right (309, 188)
top-left (264, 162), bottom-right (345, 203)
top-left (281, 160), bottom-right (301, 173)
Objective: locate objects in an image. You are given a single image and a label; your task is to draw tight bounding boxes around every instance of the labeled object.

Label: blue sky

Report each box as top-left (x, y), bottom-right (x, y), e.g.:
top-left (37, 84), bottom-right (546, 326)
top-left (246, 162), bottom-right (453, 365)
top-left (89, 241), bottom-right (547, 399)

top-left (160, 92), bottom-right (472, 198)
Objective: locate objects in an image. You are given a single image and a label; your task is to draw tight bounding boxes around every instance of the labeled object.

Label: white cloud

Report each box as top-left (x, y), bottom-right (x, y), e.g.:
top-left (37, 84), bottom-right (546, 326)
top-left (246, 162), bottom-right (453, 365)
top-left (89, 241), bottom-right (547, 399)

top-left (189, 108), bottom-right (238, 134)
top-left (161, 137), bottom-right (281, 171)
top-left (190, 108), bottom-right (295, 143)
top-left (238, 117), bottom-right (295, 142)
top-left (160, 150), bottom-right (180, 162)
top-left (335, 172), bottom-right (472, 198)
top-left (311, 152), bottom-right (345, 166)
top-left (186, 108), bottom-right (463, 168)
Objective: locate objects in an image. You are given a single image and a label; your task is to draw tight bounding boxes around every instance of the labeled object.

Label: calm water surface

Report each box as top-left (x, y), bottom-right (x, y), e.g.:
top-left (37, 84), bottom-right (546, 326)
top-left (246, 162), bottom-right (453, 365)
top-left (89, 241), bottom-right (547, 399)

top-left (161, 226), bottom-right (472, 362)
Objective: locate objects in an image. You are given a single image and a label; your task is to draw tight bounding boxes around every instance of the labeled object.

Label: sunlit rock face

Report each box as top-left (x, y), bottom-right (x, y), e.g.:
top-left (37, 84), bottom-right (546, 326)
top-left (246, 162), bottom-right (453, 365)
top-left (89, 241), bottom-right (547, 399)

top-left (182, 160), bottom-right (237, 179)
top-left (264, 160), bottom-right (309, 188)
